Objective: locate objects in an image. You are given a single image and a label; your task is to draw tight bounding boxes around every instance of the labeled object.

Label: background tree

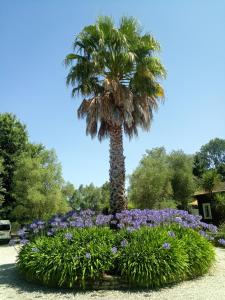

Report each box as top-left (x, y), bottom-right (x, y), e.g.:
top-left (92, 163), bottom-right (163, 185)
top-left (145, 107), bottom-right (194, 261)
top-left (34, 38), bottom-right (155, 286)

top-left (193, 138), bottom-right (225, 179)
top-left (214, 194), bottom-right (225, 225)
top-left (0, 113), bottom-right (28, 218)
top-left (200, 170), bottom-right (221, 196)
top-left (65, 16), bottom-right (166, 213)
top-left (70, 182), bottom-right (110, 211)
top-left (168, 150), bottom-right (195, 210)
top-left (100, 181), bottom-right (110, 210)
top-left (62, 181), bottom-right (76, 203)
top-left (11, 147), bottom-right (69, 223)
top-left (0, 158), bottom-right (5, 211)
top-left (128, 148), bottom-right (173, 209)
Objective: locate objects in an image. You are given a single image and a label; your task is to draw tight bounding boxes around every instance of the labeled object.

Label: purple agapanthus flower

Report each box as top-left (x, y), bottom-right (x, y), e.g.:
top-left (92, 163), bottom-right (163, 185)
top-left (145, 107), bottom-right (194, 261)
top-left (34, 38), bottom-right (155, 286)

top-left (47, 231), bottom-right (53, 236)
top-left (17, 229), bottom-right (26, 237)
top-left (199, 230), bottom-right (206, 237)
top-left (8, 239), bottom-right (17, 246)
top-left (85, 252), bottom-right (91, 259)
top-left (54, 217), bottom-right (61, 223)
top-left (168, 231), bottom-right (176, 237)
top-left (64, 233), bottom-right (73, 240)
top-left (22, 208), bottom-right (218, 240)
top-left (174, 217), bottom-right (182, 223)
top-left (30, 223), bottom-right (37, 229)
top-left (31, 247), bottom-right (39, 253)
top-left (121, 240), bottom-right (128, 247)
top-left (218, 239), bottom-right (225, 246)
top-left (59, 222), bottom-right (68, 229)
top-left (127, 227), bottom-right (135, 233)
top-left (111, 246), bottom-right (118, 254)
top-left (162, 242), bottom-right (171, 249)
top-left (37, 221), bottom-right (45, 226)
top-left (20, 239), bottom-right (29, 245)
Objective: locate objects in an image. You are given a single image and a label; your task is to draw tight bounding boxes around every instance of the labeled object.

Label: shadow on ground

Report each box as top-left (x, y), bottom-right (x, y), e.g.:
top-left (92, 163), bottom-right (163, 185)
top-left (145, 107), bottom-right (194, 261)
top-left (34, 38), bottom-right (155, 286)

top-left (0, 263), bottom-right (161, 298)
top-left (0, 263), bottom-right (83, 296)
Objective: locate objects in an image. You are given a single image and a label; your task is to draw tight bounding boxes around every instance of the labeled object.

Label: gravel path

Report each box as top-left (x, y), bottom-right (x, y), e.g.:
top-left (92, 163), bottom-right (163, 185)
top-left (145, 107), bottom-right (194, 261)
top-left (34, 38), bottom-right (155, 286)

top-left (0, 245), bottom-right (225, 300)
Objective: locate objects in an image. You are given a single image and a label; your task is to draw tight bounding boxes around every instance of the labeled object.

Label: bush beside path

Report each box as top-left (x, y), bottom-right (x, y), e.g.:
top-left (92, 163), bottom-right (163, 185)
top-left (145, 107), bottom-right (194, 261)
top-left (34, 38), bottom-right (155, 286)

top-left (0, 245), bottom-right (225, 300)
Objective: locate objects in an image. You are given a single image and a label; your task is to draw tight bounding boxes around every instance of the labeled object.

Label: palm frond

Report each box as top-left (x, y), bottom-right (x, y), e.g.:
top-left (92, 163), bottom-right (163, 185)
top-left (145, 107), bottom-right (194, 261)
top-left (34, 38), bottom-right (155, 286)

top-left (65, 16), bottom-right (166, 140)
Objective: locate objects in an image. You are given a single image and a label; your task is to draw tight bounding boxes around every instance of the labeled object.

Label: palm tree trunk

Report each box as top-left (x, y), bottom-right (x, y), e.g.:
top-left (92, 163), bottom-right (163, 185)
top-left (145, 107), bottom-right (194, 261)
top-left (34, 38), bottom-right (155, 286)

top-left (109, 125), bottom-right (127, 213)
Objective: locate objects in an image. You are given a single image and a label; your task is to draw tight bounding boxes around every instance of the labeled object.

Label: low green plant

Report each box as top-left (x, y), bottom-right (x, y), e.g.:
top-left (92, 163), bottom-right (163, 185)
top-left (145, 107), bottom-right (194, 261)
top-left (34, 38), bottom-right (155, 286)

top-left (17, 227), bottom-right (115, 288)
top-left (170, 225), bottom-right (215, 278)
top-left (217, 223), bottom-right (225, 237)
top-left (118, 226), bottom-right (189, 288)
top-left (17, 224), bottom-right (215, 290)
top-left (11, 221), bottom-right (21, 233)
top-left (213, 223), bottom-right (225, 247)
top-left (214, 194), bottom-right (225, 225)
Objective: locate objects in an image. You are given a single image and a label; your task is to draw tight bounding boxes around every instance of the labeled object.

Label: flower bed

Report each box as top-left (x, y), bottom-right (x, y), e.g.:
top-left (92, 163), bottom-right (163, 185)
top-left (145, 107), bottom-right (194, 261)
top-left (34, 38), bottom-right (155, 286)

top-left (17, 208), bottom-right (218, 240)
top-left (15, 209), bottom-right (216, 290)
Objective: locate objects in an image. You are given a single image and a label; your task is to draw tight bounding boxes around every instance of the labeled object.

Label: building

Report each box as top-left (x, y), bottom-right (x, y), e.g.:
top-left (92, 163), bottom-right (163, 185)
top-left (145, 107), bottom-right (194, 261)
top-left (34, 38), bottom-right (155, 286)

top-left (192, 182), bottom-right (225, 225)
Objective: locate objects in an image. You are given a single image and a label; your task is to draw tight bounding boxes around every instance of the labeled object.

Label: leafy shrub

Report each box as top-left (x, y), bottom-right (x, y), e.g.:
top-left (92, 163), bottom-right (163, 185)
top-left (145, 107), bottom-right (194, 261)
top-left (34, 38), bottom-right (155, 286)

top-left (118, 226), bottom-right (189, 288)
top-left (214, 194), bottom-right (225, 225)
top-left (16, 213), bottom-right (216, 290)
top-left (217, 223), bottom-right (225, 238)
top-left (11, 221), bottom-right (21, 233)
top-left (17, 227), bottom-right (116, 288)
top-left (169, 225), bottom-right (215, 278)
top-left (213, 223), bottom-right (225, 247)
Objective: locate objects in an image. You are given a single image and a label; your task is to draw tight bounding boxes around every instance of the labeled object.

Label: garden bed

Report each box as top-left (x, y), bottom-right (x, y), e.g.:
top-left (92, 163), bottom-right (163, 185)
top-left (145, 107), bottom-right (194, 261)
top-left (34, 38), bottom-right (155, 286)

top-left (14, 209), bottom-right (217, 290)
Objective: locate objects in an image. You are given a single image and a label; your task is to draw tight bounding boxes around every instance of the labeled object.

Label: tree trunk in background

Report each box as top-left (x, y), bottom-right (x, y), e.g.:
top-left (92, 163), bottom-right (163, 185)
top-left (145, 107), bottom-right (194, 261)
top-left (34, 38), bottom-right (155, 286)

top-left (109, 125), bottom-right (127, 213)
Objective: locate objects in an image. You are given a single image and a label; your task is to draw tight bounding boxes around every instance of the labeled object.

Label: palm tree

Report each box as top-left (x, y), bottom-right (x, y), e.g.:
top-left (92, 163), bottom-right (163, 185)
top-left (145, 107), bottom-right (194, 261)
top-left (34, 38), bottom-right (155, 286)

top-left (65, 16), bottom-right (166, 213)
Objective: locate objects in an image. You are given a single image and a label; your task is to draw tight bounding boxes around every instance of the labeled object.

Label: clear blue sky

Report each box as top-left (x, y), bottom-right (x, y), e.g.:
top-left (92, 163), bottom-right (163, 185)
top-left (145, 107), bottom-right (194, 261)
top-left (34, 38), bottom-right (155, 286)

top-left (0, 0), bottom-right (225, 187)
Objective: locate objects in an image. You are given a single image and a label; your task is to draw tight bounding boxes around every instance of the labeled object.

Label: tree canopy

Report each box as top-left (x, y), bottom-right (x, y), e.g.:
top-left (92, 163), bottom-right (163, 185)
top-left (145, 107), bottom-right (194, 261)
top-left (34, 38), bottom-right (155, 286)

top-left (193, 138), bottom-right (225, 179)
top-left (168, 150), bottom-right (195, 209)
top-left (11, 147), bottom-right (69, 223)
top-left (128, 148), bottom-right (173, 209)
top-left (65, 16), bottom-right (166, 141)
top-left (0, 158), bottom-right (5, 210)
top-left (69, 182), bottom-right (110, 211)
top-left (200, 170), bottom-right (221, 194)
top-left (128, 148), bottom-right (195, 210)
top-left (0, 113), bottom-right (29, 217)
top-left (0, 113), bottom-right (70, 222)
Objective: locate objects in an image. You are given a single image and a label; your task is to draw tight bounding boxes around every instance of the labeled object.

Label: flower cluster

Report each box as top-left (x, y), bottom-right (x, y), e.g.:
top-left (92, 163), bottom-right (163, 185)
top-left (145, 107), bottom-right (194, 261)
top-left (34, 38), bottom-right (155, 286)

top-left (115, 209), bottom-right (217, 233)
top-left (162, 242), bottom-right (171, 250)
top-left (14, 209), bottom-right (218, 245)
top-left (64, 233), bottom-right (73, 240)
top-left (168, 231), bottom-right (176, 238)
top-left (218, 238), bottom-right (225, 246)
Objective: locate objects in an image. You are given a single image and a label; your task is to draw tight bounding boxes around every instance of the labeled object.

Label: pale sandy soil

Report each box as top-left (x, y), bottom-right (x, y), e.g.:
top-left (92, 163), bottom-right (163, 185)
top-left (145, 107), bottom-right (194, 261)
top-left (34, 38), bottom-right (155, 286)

top-left (0, 244), bottom-right (225, 300)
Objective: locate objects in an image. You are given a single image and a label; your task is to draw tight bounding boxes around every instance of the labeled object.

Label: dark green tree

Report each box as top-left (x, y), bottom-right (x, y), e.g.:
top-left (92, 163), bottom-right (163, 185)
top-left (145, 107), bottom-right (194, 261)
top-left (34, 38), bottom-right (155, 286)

top-left (168, 150), bottom-right (195, 210)
top-left (70, 182), bottom-right (109, 211)
top-left (0, 158), bottom-right (5, 210)
top-left (11, 148), bottom-right (69, 223)
top-left (128, 148), bottom-right (173, 209)
top-left (200, 170), bottom-right (221, 196)
top-left (65, 16), bottom-right (166, 213)
top-left (0, 113), bottom-right (28, 217)
top-left (193, 138), bottom-right (225, 179)
top-left (214, 194), bottom-right (225, 225)
top-left (62, 181), bottom-right (76, 203)
top-left (100, 181), bottom-right (110, 209)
